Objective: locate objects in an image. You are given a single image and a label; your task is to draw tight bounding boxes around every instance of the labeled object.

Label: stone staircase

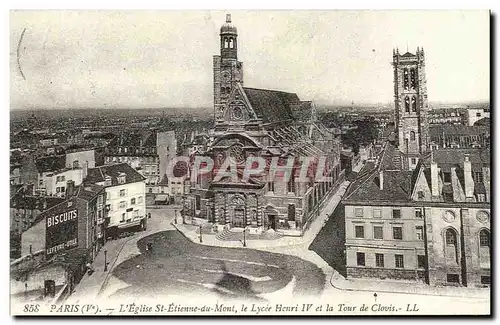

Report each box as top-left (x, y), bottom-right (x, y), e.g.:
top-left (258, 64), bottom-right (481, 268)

top-left (215, 228), bottom-right (284, 241)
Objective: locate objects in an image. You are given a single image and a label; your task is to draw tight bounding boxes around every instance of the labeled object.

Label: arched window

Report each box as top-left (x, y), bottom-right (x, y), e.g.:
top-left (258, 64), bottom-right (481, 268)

top-left (446, 229), bottom-right (457, 245)
top-left (410, 131), bottom-right (416, 141)
top-left (479, 229), bottom-right (490, 268)
top-left (410, 68), bottom-right (417, 89)
top-left (224, 37), bottom-right (229, 48)
top-left (445, 228), bottom-right (459, 264)
top-left (403, 68), bottom-right (409, 90)
top-left (229, 38), bottom-right (234, 48)
top-left (480, 229), bottom-right (490, 247)
top-left (411, 96), bottom-right (417, 112)
top-left (405, 96), bottom-right (410, 112)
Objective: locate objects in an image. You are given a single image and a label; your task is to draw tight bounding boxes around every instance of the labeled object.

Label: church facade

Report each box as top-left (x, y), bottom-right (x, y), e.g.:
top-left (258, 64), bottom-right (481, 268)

top-left (183, 15), bottom-right (343, 236)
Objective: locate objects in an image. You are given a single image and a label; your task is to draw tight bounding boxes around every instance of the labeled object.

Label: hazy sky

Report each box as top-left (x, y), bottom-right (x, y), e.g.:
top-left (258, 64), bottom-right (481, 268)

top-left (10, 10), bottom-right (489, 110)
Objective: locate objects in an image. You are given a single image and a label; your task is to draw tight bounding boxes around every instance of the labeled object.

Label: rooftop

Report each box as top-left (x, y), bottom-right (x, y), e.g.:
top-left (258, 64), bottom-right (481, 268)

top-left (242, 87), bottom-right (298, 123)
top-left (86, 163), bottom-right (145, 187)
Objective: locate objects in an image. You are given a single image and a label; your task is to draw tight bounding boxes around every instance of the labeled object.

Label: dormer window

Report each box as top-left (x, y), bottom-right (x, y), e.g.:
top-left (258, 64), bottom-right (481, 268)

top-left (104, 175), bottom-right (112, 186)
top-left (117, 172), bottom-right (126, 185)
top-left (443, 172), bottom-right (451, 183)
top-left (473, 171), bottom-right (484, 183)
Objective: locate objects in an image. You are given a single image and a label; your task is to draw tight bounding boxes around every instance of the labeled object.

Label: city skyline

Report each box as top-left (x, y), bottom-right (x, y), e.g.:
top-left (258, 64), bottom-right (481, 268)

top-left (10, 10), bottom-right (490, 110)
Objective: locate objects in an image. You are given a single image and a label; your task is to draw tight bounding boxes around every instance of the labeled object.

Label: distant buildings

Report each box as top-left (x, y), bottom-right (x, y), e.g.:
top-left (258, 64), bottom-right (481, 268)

top-left (428, 107), bottom-right (466, 125)
top-left (466, 106), bottom-right (490, 126)
top-left (427, 106), bottom-right (489, 127)
top-left (429, 125), bottom-right (490, 150)
top-left (103, 130), bottom-right (176, 196)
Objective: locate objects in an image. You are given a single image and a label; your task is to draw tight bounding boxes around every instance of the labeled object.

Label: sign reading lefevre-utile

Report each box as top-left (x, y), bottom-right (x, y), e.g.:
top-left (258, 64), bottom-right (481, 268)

top-left (45, 208), bottom-right (78, 255)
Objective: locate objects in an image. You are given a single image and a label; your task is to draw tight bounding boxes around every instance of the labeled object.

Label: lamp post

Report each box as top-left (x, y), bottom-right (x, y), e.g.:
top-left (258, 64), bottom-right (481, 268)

top-left (199, 224), bottom-right (203, 243)
top-left (174, 210), bottom-right (177, 224)
top-left (182, 198), bottom-right (186, 224)
top-left (243, 227), bottom-right (247, 247)
top-left (104, 250), bottom-right (108, 272)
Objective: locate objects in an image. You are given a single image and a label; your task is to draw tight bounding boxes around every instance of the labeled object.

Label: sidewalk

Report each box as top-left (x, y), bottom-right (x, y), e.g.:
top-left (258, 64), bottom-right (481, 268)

top-left (65, 236), bottom-right (131, 303)
top-left (172, 180), bottom-right (351, 250)
top-left (330, 272), bottom-right (490, 299)
top-left (67, 208), bottom-right (177, 303)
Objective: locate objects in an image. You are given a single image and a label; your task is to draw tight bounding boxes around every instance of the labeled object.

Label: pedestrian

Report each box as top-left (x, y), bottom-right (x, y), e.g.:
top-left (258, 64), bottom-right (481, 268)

top-left (86, 262), bottom-right (94, 275)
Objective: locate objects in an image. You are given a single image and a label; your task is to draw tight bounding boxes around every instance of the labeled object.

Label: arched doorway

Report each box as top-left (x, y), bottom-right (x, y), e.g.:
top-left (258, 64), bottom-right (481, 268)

top-left (230, 195), bottom-right (246, 228)
top-left (264, 205), bottom-right (279, 231)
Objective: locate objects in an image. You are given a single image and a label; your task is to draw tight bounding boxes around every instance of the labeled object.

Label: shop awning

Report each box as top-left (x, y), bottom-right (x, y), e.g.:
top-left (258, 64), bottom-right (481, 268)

top-left (155, 194), bottom-right (169, 202)
top-left (117, 218), bottom-right (144, 229)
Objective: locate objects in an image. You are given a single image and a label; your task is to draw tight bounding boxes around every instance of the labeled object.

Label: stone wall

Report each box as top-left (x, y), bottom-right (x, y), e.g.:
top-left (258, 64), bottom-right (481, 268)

top-left (347, 266), bottom-right (425, 281)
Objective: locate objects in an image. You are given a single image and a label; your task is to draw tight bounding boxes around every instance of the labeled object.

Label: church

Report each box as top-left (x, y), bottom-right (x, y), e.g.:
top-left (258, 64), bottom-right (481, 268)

top-left (183, 14), bottom-right (343, 236)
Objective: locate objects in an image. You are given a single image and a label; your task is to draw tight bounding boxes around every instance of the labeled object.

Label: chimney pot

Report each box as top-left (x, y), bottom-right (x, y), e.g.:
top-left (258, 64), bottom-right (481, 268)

top-left (463, 154), bottom-right (474, 199)
top-left (431, 160), bottom-right (439, 197)
top-left (66, 180), bottom-right (75, 198)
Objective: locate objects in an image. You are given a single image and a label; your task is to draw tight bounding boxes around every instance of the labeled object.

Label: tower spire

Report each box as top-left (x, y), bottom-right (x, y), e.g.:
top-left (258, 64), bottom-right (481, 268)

top-left (226, 13), bottom-right (231, 23)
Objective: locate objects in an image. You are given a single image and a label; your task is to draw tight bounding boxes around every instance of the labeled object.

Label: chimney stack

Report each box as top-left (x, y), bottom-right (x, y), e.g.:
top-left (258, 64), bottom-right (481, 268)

top-left (66, 180), bottom-right (75, 198)
top-left (83, 161), bottom-right (88, 180)
top-left (463, 154), bottom-right (474, 199)
top-left (430, 153), bottom-right (439, 198)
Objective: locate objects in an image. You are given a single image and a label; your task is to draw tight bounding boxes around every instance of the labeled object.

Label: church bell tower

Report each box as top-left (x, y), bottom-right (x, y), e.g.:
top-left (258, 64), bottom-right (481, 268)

top-left (213, 14), bottom-right (244, 123)
top-left (393, 47), bottom-right (430, 170)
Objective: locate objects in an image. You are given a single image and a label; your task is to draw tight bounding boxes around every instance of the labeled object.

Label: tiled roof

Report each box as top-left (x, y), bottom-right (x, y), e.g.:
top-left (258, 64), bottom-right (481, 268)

top-left (378, 141), bottom-right (404, 170)
top-left (344, 169), bottom-right (413, 203)
top-left (474, 117), bottom-right (490, 126)
top-left (292, 101), bottom-right (313, 121)
top-left (10, 195), bottom-right (64, 211)
top-left (416, 149), bottom-right (490, 202)
top-left (36, 155), bottom-right (66, 173)
top-left (429, 125), bottom-right (490, 137)
top-left (109, 131), bottom-right (156, 147)
top-left (75, 183), bottom-right (104, 201)
top-left (242, 87), bottom-right (297, 123)
top-left (86, 163), bottom-right (145, 186)
top-left (423, 149), bottom-right (490, 169)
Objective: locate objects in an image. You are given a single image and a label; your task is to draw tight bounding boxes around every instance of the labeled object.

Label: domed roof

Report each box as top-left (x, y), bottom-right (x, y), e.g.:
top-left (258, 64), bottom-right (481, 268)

top-left (220, 14), bottom-right (237, 35)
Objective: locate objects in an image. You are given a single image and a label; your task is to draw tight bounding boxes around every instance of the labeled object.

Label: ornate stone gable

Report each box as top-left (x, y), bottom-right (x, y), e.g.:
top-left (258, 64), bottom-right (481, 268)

top-left (220, 83), bottom-right (258, 124)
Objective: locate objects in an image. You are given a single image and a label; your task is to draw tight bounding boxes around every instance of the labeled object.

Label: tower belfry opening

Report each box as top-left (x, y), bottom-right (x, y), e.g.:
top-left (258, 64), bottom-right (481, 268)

top-left (213, 13), bottom-right (243, 122)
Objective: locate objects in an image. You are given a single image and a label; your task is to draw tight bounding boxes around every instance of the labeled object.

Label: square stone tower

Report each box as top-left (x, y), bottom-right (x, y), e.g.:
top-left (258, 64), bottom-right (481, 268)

top-left (392, 47), bottom-right (430, 170)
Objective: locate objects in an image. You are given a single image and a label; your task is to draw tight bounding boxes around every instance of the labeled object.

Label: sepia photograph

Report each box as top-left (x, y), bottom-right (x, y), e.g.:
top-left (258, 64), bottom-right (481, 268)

top-left (8, 9), bottom-right (490, 316)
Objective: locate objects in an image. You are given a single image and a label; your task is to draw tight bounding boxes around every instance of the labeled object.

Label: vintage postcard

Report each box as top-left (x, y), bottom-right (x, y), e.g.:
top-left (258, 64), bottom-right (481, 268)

top-left (9, 10), bottom-right (490, 316)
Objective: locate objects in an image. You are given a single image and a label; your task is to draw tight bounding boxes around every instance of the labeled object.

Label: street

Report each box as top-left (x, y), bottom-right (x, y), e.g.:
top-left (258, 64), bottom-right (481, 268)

top-left (82, 203), bottom-right (490, 315)
top-left (108, 230), bottom-right (326, 301)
